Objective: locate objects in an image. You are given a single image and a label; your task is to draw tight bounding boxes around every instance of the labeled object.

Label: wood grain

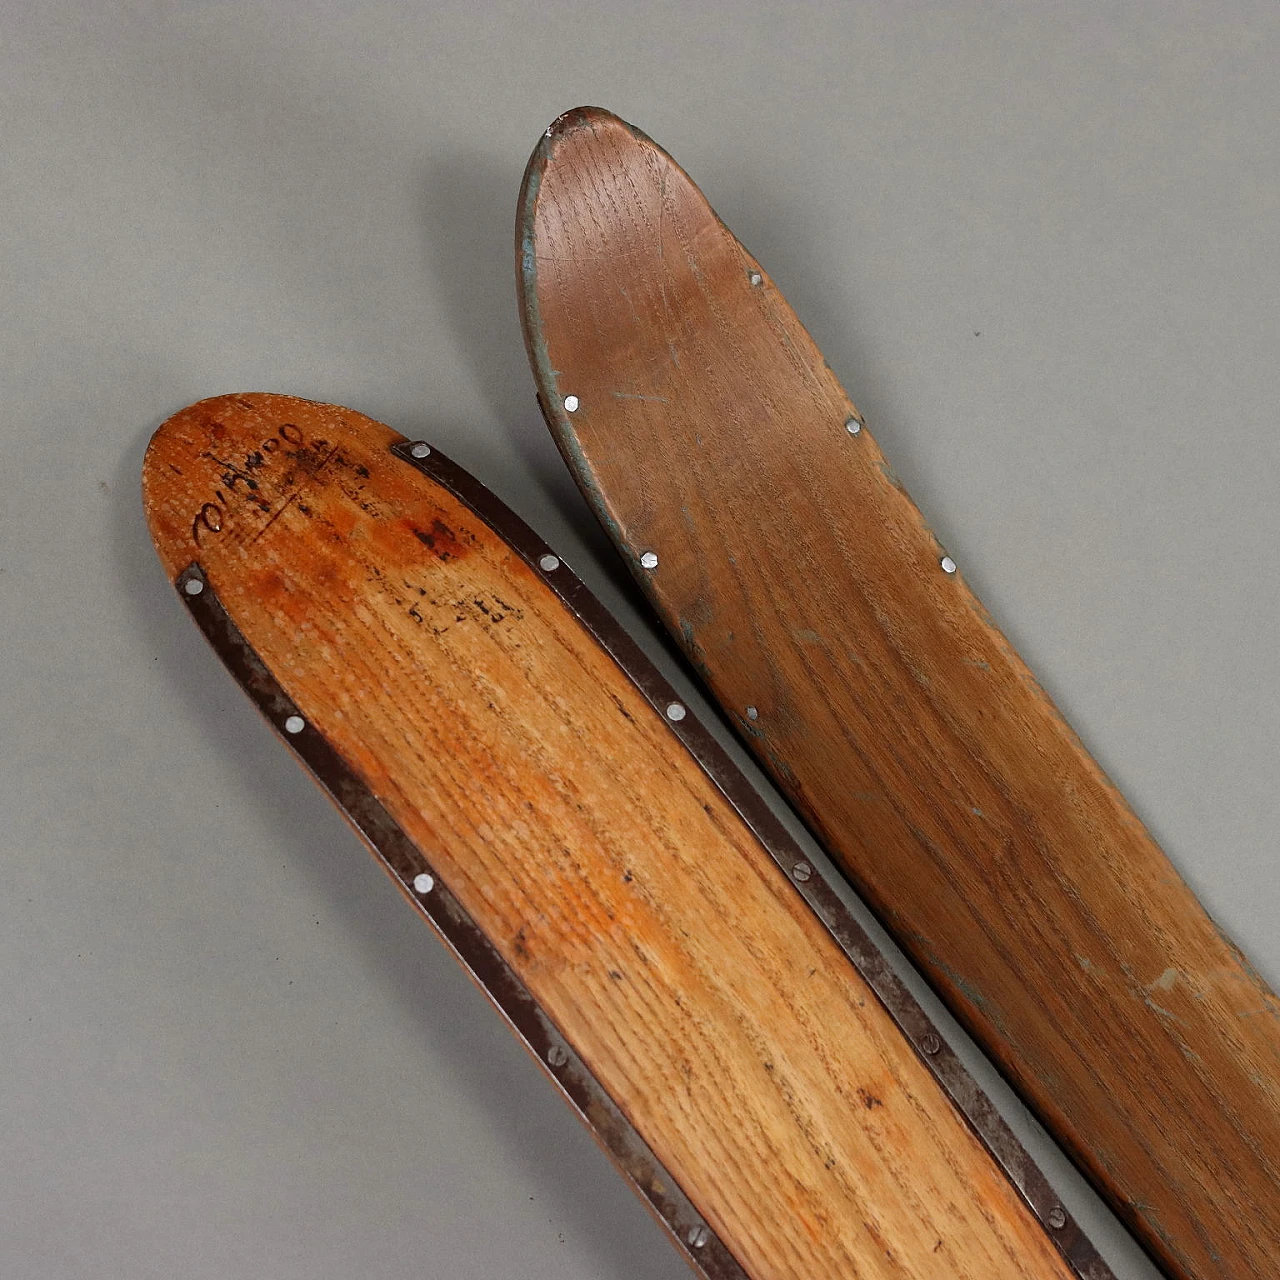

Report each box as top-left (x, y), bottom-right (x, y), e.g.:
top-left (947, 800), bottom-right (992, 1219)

top-left (143, 393), bottom-right (1081, 1280)
top-left (517, 107), bottom-right (1280, 1280)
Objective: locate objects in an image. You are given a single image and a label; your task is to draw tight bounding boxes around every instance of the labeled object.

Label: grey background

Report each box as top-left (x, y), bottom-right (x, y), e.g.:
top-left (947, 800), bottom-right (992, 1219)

top-left (3, 3), bottom-right (1276, 1277)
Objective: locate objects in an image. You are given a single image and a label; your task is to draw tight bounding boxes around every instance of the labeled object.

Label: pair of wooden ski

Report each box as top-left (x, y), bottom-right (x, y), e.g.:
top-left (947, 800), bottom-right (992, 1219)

top-left (143, 108), bottom-right (1278, 1279)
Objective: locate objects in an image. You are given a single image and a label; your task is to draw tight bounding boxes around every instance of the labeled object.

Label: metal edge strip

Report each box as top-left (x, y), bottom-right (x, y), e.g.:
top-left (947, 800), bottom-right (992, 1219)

top-left (390, 437), bottom-right (1116, 1280)
top-left (174, 560), bottom-right (746, 1280)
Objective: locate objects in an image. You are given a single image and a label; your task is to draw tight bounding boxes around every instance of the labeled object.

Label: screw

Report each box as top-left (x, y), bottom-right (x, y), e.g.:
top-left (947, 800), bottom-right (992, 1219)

top-left (845, 416), bottom-right (862, 435)
top-left (284, 715), bottom-right (305, 735)
top-left (183, 578), bottom-right (204, 596)
top-left (412, 873), bottom-right (434, 895)
top-left (940, 556), bottom-right (957, 575)
top-left (1047, 1206), bottom-right (1067, 1230)
top-left (547, 1044), bottom-right (569, 1068)
top-left (639, 551), bottom-right (659, 570)
top-left (665, 702), bottom-right (687, 722)
top-left (746, 706), bottom-right (759, 720)
top-left (563, 395), bottom-right (580, 412)
top-left (687, 1224), bottom-right (710, 1248)
top-left (748, 270), bottom-right (763, 287)
top-left (410, 442), bottom-right (431, 459)
top-left (921, 1033), bottom-right (942, 1055)
top-left (539, 554), bottom-right (560, 572)
top-left (792, 862), bottom-right (812, 883)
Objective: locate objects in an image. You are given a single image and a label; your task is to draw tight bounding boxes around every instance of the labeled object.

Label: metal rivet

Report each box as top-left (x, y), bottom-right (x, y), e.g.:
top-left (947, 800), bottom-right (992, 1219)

top-left (748, 270), bottom-right (763, 287)
top-left (792, 861), bottom-right (812, 883)
top-left (940, 556), bottom-right (957, 575)
top-left (665, 702), bottom-right (686, 722)
top-left (639, 551), bottom-right (659, 570)
top-left (687, 1224), bottom-right (711, 1249)
top-left (283, 715), bottom-right (305, 735)
top-left (746, 706), bottom-right (759, 720)
top-left (563, 395), bottom-right (579, 412)
top-left (409, 442), bottom-right (431, 459)
top-left (921, 1033), bottom-right (942, 1055)
top-left (547, 1044), bottom-right (569, 1068)
top-left (844, 416), bottom-right (862, 435)
top-left (413, 873), bottom-right (434, 895)
top-left (538, 554), bottom-right (560, 572)
top-left (1047, 1206), bottom-right (1067, 1230)
top-left (183, 578), bottom-right (204, 596)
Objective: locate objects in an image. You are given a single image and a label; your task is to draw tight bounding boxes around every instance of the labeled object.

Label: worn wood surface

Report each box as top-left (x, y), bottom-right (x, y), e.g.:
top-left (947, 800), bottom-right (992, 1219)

top-left (143, 394), bottom-right (1083, 1280)
top-left (517, 108), bottom-right (1280, 1280)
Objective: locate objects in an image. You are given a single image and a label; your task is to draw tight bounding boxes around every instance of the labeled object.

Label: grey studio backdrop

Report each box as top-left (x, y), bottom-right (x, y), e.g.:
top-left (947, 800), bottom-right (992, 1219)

top-left (3, 4), bottom-right (1276, 1278)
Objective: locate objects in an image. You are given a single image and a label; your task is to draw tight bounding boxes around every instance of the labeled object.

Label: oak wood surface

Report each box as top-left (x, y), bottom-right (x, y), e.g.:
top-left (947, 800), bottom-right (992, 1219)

top-left (143, 394), bottom-right (1081, 1280)
top-left (517, 107), bottom-right (1280, 1280)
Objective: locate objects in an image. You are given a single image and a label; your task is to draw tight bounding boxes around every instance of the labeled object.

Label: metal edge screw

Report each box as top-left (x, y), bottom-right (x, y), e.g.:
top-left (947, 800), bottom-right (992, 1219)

top-left (687, 1224), bottom-right (711, 1249)
top-left (183, 577), bottom-right (204, 596)
top-left (792, 861), bottom-right (812, 883)
top-left (409, 442), bottom-right (431, 459)
top-left (538, 553), bottom-right (560, 572)
top-left (563, 394), bottom-right (580, 413)
top-left (940, 555), bottom-right (957, 575)
top-left (747, 270), bottom-right (763, 287)
top-left (412, 873), bottom-right (434, 895)
top-left (921, 1033), bottom-right (942, 1055)
top-left (665, 702), bottom-right (687, 722)
top-left (844, 416), bottom-right (862, 435)
top-left (639, 551), bottom-right (659, 570)
top-left (547, 1043), bottom-right (569, 1069)
top-left (283, 715), bottom-right (305, 735)
top-left (1047, 1206), bottom-right (1067, 1230)
top-left (745, 706), bottom-right (759, 720)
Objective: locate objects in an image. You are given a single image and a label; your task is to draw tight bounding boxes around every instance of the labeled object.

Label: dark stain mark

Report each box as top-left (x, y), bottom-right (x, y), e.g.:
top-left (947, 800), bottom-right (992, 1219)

top-left (411, 517), bottom-right (466, 561)
top-left (856, 1087), bottom-right (883, 1110)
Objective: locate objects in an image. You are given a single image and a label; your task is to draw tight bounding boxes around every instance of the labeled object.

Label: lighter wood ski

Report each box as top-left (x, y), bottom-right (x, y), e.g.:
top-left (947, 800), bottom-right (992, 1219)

top-left (516, 107), bottom-right (1280, 1280)
top-left (143, 394), bottom-right (1107, 1280)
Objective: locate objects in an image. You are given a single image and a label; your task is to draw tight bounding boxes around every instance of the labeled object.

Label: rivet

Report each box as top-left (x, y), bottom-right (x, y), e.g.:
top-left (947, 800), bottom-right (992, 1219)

top-left (563, 395), bottom-right (580, 413)
top-left (748, 270), bottom-right (763, 287)
top-left (844, 416), bottom-right (862, 436)
top-left (412, 873), bottom-right (434, 895)
top-left (639, 551), bottom-right (659, 570)
top-left (665, 702), bottom-right (687, 722)
top-left (1047, 1206), bottom-right (1067, 1230)
top-left (409, 442), bottom-right (431, 459)
top-left (539, 554), bottom-right (560, 572)
top-left (687, 1224), bottom-right (711, 1249)
top-left (792, 861), bottom-right (812, 883)
top-left (547, 1044), bottom-right (569, 1068)
top-left (183, 578), bottom-right (204, 596)
top-left (940, 556), bottom-right (957, 575)
top-left (921, 1033), bottom-right (942, 1055)
top-left (746, 706), bottom-right (759, 720)
top-left (284, 715), bottom-right (305, 735)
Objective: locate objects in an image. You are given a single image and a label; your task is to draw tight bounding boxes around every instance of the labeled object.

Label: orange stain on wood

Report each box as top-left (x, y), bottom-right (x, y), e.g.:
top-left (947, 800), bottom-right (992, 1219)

top-left (145, 393), bottom-right (1079, 1280)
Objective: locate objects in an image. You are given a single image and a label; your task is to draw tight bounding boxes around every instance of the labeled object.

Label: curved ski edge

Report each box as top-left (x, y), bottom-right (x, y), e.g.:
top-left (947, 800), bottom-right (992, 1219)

top-left (141, 391), bottom-right (1111, 1280)
top-left (515, 109), bottom-right (1280, 1280)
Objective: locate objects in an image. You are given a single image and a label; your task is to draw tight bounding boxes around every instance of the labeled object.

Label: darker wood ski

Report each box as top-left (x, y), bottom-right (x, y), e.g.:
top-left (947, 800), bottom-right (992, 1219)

top-left (143, 393), bottom-right (1111, 1280)
top-left (516, 107), bottom-right (1280, 1280)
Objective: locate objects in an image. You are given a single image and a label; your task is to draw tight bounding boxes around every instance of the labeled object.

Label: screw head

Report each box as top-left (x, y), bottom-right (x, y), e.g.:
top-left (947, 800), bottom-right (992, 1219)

top-left (412, 873), bottom-right (434, 895)
top-left (409, 442), bottom-right (431, 459)
top-left (844, 416), bottom-right (862, 435)
top-left (547, 1044), bottom-right (569, 1068)
top-left (921, 1033), bottom-right (942, 1055)
top-left (183, 577), bottom-right (204, 596)
top-left (665, 702), bottom-right (687, 722)
top-left (940, 556), bottom-right (957, 574)
top-left (792, 861), bottom-right (812, 883)
top-left (746, 706), bottom-right (759, 720)
top-left (639, 551), bottom-right (659, 570)
top-left (283, 715), bottom-right (305, 735)
top-left (687, 1224), bottom-right (711, 1249)
top-left (747, 270), bottom-right (763, 287)
top-left (539, 554), bottom-right (560, 572)
top-left (563, 394), bottom-right (579, 412)
top-left (1047, 1206), bottom-right (1067, 1230)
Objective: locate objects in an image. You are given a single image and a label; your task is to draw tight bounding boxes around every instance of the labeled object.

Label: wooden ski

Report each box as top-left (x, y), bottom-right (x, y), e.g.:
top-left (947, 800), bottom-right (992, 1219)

top-left (516, 107), bottom-right (1280, 1280)
top-left (143, 393), bottom-right (1113, 1280)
